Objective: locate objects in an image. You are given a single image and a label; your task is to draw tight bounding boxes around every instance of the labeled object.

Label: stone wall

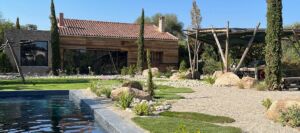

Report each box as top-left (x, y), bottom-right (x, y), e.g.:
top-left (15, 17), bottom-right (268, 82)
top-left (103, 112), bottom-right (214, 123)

top-left (4, 29), bottom-right (51, 75)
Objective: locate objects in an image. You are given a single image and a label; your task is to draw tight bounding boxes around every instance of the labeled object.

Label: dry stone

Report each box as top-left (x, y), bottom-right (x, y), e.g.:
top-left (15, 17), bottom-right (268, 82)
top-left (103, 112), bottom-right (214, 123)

top-left (266, 98), bottom-right (300, 121)
top-left (111, 87), bottom-right (151, 101)
top-left (213, 71), bottom-right (223, 79)
top-left (241, 77), bottom-right (257, 89)
top-left (214, 72), bottom-right (241, 87)
top-left (142, 68), bottom-right (159, 77)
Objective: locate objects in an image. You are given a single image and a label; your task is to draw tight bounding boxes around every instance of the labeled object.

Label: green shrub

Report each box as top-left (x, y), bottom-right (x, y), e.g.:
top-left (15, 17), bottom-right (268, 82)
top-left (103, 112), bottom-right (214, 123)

top-left (121, 67), bottom-right (129, 75)
top-left (202, 58), bottom-right (222, 75)
top-left (90, 81), bottom-right (100, 93)
top-left (117, 92), bottom-right (134, 110)
top-left (128, 65), bottom-right (137, 77)
top-left (279, 105), bottom-right (300, 127)
top-left (122, 81), bottom-right (143, 90)
top-left (203, 76), bottom-right (216, 85)
top-left (90, 80), bottom-right (113, 98)
top-left (133, 102), bottom-right (153, 116)
top-left (95, 89), bottom-right (102, 97)
top-left (162, 72), bottom-right (172, 78)
top-left (179, 60), bottom-right (188, 72)
top-left (101, 87), bottom-right (112, 98)
top-left (0, 51), bottom-right (13, 73)
top-left (255, 82), bottom-right (268, 91)
top-left (261, 98), bottom-right (272, 110)
top-left (120, 65), bottom-right (137, 77)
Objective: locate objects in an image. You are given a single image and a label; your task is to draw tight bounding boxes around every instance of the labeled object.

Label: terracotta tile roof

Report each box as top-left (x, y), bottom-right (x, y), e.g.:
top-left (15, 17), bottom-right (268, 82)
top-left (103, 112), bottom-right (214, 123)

top-left (58, 18), bottom-right (178, 41)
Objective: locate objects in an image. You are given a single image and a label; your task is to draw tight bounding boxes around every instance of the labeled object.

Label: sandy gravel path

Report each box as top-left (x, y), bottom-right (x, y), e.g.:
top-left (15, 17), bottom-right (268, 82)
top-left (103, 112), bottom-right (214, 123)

top-left (159, 80), bottom-right (300, 133)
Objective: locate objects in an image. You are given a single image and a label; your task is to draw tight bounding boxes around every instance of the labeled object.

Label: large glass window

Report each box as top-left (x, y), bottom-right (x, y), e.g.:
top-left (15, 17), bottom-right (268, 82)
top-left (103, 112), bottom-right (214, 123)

top-left (20, 41), bottom-right (48, 66)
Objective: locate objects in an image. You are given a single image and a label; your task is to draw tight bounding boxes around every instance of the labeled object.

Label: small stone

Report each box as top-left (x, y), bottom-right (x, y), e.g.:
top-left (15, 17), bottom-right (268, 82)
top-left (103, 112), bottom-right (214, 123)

top-left (125, 108), bottom-right (132, 112)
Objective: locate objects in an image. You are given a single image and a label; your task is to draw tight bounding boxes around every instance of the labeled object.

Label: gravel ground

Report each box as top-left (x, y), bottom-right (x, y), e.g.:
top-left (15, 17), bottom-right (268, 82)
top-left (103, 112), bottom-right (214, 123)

top-left (159, 80), bottom-right (300, 133)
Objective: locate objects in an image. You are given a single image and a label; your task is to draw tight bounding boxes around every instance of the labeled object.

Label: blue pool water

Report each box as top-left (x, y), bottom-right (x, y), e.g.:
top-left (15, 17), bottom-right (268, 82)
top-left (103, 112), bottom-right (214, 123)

top-left (0, 93), bottom-right (106, 133)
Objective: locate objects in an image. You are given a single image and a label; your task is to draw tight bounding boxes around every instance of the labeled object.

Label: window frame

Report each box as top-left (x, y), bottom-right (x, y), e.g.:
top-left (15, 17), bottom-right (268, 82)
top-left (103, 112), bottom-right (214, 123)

top-left (20, 40), bottom-right (49, 67)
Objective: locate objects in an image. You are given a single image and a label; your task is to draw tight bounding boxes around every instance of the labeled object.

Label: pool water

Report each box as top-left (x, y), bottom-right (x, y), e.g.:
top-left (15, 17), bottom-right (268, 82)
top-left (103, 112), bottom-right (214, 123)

top-left (0, 94), bottom-right (106, 133)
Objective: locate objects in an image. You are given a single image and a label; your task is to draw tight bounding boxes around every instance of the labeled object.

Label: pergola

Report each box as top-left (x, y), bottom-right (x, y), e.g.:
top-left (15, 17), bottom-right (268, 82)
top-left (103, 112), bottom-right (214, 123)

top-left (185, 23), bottom-right (300, 74)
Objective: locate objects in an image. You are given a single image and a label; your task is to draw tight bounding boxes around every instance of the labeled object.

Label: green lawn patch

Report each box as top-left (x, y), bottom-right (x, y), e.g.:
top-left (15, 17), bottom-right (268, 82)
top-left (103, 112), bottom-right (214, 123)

top-left (0, 78), bottom-right (122, 91)
top-left (159, 111), bottom-right (235, 123)
top-left (132, 116), bottom-right (241, 133)
top-left (154, 85), bottom-right (194, 100)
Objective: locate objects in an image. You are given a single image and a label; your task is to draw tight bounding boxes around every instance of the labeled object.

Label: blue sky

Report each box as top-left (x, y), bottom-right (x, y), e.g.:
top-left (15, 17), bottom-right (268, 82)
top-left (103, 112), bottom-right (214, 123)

top-left (0, 0), bottom-right (299, 30)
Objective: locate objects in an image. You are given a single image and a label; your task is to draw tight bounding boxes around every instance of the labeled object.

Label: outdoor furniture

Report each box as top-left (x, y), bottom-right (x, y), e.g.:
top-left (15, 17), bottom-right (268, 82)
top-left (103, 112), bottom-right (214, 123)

top-left (281, 77), bottom-right (300, 90)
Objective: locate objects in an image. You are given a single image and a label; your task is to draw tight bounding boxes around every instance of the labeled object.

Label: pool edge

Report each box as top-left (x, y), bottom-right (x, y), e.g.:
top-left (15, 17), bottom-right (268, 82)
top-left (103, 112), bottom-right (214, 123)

top-left (69, 90), bottom-right (144, 133)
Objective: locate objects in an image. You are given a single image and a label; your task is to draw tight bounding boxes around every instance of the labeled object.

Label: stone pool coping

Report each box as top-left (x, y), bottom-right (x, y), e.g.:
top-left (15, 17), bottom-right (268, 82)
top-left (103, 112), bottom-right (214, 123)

top-left (70, 90), bottom-right (144, 133)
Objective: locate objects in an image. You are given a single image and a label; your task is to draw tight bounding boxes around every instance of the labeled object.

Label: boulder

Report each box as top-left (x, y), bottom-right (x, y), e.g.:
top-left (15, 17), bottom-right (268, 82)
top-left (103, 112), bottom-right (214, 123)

top-left (241, 77), bottom-right (257, 89)
top-left (170, 72), bottom-right (181, 80)
top-left (122, 81), bottom-right (143, 90)
top-left (170, 71), bottom-right (200, 80)
top-left (212, 71), bottom-right (224, 79)
top-left (266, 99), bottom-right (300, 121)
top-left (111, 87), bottom-right (151, 101)
top-left (143, 68), bottom-right (160, 77)
top-left (214, 72), bottom-right (241, 87)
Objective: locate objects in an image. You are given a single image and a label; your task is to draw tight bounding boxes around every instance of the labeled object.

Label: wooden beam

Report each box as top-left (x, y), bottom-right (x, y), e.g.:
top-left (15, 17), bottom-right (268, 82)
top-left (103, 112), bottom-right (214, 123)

top-left (186, 35), bottom-right (193, 73)
top-left (234, 23), bottom-right (261, 72)
top-left (109, 51), bottom-right (118, 73)
top-left (6, 41), bottom-right (25, 83)
top-left (211, 27), bottom-right (227, 67)
top-left (225, 21), bottom-right (230, 72)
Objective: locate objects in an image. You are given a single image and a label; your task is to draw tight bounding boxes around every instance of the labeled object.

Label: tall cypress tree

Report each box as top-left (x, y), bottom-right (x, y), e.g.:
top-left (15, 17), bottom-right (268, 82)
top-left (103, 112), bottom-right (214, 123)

top-left (265, 0), bottom-right (283, 90)
top-left (16, 17), bottom-right (21, 29)
top-left (136, 9), bottom-right (145, 74)
top-left (146, 49), bottom-right (154, 97)
top-left (50, 0), bottom-right (61, 76)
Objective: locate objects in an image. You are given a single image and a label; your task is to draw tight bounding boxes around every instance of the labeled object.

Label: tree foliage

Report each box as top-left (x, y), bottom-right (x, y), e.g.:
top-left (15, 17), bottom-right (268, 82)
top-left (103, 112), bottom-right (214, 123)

top-left (135, 13), bottom-right (184, 39)
top-left (136, 9), bottom-right (145, 74)
top-left (265, 0), bottom-right (283, 90)
top-left (0, 51), bottom-right (13, 72)
top-left (0, 15), bottom-right (14, 44)
top-left (50, 0), bottom-right (61, 76)
top-left (146, 49), bottom-right (154, 97)
top-left (191, 0), bottom-right (202, 29)
top-left (23, 24), bottom-right (37, 30)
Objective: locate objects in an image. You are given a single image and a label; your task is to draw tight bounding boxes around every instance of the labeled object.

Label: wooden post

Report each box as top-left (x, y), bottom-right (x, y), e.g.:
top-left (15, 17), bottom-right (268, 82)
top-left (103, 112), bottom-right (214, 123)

top-left (186, 34), bottom-right (193, 76)
top-left (211, 27), bottom-right (227, 68)
top-left (225, 21), bottom-right (230, 72)
top-left (6, 41), bottom-right (25, 83)
top-left (109, 51), bottom-right (118, 73)
top-left (234, 23), bottom-right (261, 72)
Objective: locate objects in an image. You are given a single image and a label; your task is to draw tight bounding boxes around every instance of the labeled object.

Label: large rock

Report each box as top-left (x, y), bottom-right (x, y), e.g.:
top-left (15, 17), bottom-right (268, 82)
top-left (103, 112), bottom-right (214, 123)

top-left (266, 99), bottom-right (300, 121)
top-left (241, 77), bottom-right (257, 89)
top-left (122, 81), bottom-right (143, 90)
top-left (170, 72), bottom-right (181, 80)
top-left (212, 71), bottom-right (223, 79)
top-left (170, 71), bottom-right (200, 80)
top-left (214, 72), bottom-right (241, 87)
top-left (111, 87), bottom-right (151, 101)
top-left (142, 68), bottom-right (159, 77)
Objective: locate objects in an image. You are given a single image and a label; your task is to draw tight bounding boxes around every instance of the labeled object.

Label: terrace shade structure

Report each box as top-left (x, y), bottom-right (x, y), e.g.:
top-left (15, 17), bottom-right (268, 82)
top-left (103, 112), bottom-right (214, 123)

top-left (58, 13), bottom-right (179, 74)
top-left (186, 24), bottom-right (300, 75)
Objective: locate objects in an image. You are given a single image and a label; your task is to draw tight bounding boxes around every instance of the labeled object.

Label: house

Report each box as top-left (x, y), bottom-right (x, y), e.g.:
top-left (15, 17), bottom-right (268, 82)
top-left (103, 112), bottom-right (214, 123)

top-left (4, 13), bottom-right (179, 75)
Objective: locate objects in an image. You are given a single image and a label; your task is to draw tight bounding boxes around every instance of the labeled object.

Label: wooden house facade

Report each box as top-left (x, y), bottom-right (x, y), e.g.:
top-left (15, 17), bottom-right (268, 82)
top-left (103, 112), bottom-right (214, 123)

top-left (58, 13), bottom-right (179, 74)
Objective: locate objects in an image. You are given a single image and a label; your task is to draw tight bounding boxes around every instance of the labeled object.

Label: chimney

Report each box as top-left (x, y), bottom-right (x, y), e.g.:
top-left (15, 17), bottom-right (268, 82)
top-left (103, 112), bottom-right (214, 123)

top-left (158, 16), bottom-right (165, 32)
top-left (59, 13), bottom-right (65, 27)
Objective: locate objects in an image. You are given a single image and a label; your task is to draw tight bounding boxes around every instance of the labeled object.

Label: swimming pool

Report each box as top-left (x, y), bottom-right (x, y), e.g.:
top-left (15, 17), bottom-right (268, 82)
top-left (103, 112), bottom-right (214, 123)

top-left (0, 91), bottom-right (107, 133)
